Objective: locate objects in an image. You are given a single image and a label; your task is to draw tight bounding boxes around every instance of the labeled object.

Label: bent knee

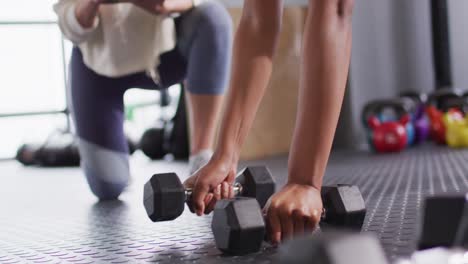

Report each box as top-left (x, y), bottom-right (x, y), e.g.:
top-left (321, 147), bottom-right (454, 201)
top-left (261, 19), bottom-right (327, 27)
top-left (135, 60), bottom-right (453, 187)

top-left (193, 2), bottom-right (233, 36)
top-left (78, 138), bottom-right (130, 200)
top-left (85, 168), bottom-right (128, 200)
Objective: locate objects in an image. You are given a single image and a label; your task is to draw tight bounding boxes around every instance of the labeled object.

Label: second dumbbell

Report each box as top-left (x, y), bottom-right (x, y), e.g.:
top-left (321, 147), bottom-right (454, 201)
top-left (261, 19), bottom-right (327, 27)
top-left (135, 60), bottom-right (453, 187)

top-left (144, 166), bottom-right (275, 222)
top-left (212, 184), bottom-right (367, 255)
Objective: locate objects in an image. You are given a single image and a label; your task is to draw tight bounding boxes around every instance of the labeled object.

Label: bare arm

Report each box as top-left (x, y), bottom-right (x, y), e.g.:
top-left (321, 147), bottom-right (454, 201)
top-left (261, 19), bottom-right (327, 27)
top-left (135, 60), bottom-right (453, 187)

top-left (213, 0), bottom-right (283, 164)
top-left (189, 0), bottom-right (283, 215)
top-left (287, 0), bottom-right (353, 188)
top-left (266, 0), bottom-right (354, 243)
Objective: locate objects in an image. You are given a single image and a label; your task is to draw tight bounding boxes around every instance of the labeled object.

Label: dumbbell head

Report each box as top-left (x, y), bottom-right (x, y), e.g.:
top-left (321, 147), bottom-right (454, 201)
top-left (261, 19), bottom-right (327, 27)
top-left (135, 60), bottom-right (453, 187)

top-left (279, 231), bottom-right (389, 264)
top-left (236, 166), bottom-right (275, 208)
top-left (35, 136), bottom-right (80, 167)
top-left (211, 197), bottom-right (266, 255)
top-left (143, 173), bottom-right (186, 222)
top-left (418, 194), bottom-right (468, 250)
top-left (16, 143), bottom-right (41, 166)
top-left (140, 128), bottom-right (166, 160)
top-left (321, 185), bottom-right (366, 230)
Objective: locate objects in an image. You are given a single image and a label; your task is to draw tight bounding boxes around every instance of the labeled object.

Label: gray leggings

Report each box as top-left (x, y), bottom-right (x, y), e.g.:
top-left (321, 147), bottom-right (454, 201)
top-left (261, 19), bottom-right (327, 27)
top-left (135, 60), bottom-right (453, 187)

top-left (70, 2), bottom-right (233, 200)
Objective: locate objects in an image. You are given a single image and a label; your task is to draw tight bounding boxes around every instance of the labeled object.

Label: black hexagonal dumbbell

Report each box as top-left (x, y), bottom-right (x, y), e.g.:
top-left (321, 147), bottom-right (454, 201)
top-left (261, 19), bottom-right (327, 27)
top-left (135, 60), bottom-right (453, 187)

top-left (320, 184), bottom-right (367, 231)
top-left (418, 194), bottom-right (468, 250)
top-left (143, 166), bottom-right (275, 222)
top-left (211, 184), bottom-right (366, 255)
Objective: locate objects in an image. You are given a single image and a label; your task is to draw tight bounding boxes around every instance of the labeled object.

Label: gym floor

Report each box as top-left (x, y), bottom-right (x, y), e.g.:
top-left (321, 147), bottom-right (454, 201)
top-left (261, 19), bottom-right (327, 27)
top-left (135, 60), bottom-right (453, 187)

top-left (1, 145), bottom-right (467, 263)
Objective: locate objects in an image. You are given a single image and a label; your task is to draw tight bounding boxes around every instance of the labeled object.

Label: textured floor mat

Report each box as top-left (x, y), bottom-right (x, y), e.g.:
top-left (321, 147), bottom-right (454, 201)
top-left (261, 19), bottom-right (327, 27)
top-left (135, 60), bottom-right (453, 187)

top-left (1, 145), bottom-right (467, 263)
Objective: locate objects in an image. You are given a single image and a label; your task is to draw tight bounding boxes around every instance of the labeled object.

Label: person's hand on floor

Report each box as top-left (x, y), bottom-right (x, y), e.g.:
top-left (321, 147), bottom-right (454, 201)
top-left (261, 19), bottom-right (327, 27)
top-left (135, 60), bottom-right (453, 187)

top-left (183, 156), bottom-right (237, 216)
top-left (263, 183), bottom-right (323, 245)
top-left (132, 0), bottom-right (194, 15)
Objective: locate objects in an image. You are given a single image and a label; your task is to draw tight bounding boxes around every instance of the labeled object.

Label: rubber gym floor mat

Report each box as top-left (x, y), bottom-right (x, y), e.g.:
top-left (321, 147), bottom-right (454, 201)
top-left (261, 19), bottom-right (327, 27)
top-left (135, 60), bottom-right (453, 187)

top-left (0, 145), bottom-right (467, 263)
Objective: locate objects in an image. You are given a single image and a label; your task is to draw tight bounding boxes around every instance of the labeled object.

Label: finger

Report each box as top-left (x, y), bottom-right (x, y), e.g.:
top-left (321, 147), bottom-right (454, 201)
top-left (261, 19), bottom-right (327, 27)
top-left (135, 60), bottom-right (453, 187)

top-left (292, 210), bottom-right (305, 236)
top-left (279, 211), bottom-right (294, 242)
top-left (213, 184), bottom-right (221, 201)
top-left (183, 178), bottom-right (195, 189)
top-left (263, 198), bottom-right (272, 214)
top-left (205, 193), bottom-right (219, 214)
top-left (266, 209), bottom-right (281, 245)
top-left (229, 183), bottom-right (235, 198)
top-left (305, 209), bottom-right (321, 232)
top-left (192, 180), bottom-right (210, 216)
top-left (204, 193), bottom-right (213, 205)
top-left (204, 193), bottom-right (215, 214)
top-left (205, 186), bottom-right (221, 214)
top-left (221, 182), bottom-right (230, 199)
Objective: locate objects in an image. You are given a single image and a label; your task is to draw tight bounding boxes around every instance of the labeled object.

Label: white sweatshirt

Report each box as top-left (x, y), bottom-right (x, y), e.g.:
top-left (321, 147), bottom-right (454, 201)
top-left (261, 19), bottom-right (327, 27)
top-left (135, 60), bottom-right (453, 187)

top-left (54, 0), bottom-right (205, 80)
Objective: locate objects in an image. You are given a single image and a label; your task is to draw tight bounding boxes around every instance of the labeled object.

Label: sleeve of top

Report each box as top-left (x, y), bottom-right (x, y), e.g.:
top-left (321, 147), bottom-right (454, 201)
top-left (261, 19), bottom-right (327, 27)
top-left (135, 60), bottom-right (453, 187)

top-left (53, 0), bottom-right (100, 44)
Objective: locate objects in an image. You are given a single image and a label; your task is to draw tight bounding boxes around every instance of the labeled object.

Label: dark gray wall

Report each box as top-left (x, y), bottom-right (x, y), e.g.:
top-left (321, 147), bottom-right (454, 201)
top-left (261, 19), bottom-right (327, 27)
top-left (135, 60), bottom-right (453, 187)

top-left (449, 1), bottom-right (468, 89)
top-left (336, 0), bottom-right (468, 149)
top-left (219, 0), bottom-right (468, 150)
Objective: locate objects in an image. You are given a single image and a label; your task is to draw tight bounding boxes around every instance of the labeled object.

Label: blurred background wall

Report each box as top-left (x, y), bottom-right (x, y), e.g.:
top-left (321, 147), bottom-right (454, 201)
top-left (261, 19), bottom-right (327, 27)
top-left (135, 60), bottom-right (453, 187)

top-left (1, 0), bottom-right (468, 160)
top-left (338, 0), bottom-right (468, 149)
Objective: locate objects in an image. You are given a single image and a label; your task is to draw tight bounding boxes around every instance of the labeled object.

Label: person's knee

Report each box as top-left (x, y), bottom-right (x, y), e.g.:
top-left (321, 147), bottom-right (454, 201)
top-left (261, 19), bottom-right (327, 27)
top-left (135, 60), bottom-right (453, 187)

top-left (193, 2), bottom-right (233, 40)
top-left (78, 138), bottom-right (130, 200)
top-left (84, 167), bottom-right (128, 200)
top-left (182, 2), bottom-right (233, 95)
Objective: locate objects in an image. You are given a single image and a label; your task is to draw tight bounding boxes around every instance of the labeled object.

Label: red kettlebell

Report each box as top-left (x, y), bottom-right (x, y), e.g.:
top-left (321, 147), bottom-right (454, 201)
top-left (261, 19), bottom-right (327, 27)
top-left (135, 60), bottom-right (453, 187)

top-left (368, 114), bottom-right (410, 153)
top-left (426, 105), bottom-right (446, 144)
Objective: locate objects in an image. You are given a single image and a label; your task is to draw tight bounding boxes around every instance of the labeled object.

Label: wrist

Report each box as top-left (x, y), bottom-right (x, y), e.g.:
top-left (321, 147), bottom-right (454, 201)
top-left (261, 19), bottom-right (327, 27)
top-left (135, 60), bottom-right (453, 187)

top-left (212, 149), bottom-right (238, 166)
top-left (286, 181), bottom-right (322, 192)
top-left (287, 174), bottom-right (322, 190)
top-left (213, 138), bottom-right (242, 164)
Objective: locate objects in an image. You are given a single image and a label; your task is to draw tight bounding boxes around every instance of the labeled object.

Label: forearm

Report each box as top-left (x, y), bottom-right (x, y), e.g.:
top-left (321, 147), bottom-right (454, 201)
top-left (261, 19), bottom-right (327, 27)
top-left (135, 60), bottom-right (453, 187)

top-left (213, 0), bottom-right (282, 163)
top-left (75, 0), bottom-right (100, 28)
top-left (288, 0), bottom-right (354, 189)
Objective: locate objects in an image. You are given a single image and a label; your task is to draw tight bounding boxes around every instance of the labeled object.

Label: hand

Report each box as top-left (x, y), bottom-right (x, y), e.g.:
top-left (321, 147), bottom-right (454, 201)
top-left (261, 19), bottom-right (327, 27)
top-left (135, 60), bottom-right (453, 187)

top-left (132, 0), bottom-right (194, 15)
top-left (183, 156), bottom-right (237, 216)
top-left (75, 0), bottom-right (108, 29)
top-left (264, 183), bottom-right (323, 245)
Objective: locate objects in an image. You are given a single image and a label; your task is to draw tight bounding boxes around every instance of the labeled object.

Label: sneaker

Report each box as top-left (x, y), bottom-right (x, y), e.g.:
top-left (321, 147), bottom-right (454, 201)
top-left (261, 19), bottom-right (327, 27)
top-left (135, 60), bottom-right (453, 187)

top-left (188, 149), bottom-right (213, 175)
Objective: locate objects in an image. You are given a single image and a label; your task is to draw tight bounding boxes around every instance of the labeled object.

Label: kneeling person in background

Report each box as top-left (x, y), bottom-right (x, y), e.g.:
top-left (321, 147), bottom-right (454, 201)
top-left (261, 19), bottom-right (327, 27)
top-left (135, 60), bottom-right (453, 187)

top-left (53, 0), bottom-right (233, 200)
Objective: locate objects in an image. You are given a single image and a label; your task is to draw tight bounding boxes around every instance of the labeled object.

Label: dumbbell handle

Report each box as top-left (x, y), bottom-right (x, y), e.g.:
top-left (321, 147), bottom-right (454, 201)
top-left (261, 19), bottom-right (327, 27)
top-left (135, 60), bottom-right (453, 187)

top-left (185, 182), bottom-right (243, 200)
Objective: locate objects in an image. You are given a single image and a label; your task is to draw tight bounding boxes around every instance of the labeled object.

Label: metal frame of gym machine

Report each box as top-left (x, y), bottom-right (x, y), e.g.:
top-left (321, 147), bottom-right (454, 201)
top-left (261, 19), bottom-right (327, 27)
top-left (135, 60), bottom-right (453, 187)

top-left (431, 0), bottom-right (453, 91)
